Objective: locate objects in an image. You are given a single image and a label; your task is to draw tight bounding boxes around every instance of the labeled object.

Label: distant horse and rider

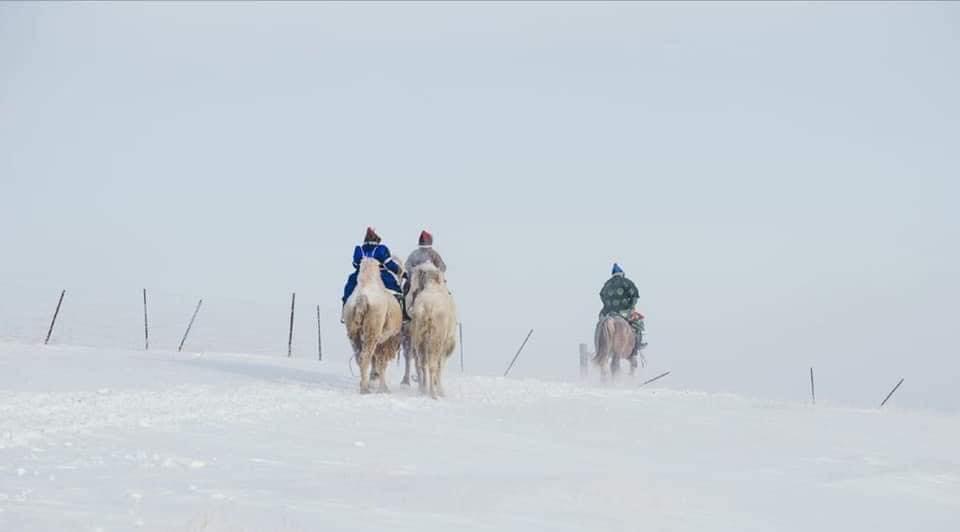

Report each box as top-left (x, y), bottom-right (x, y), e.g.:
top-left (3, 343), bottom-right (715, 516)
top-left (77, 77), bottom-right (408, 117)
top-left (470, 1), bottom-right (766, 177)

top-left (593, 263), bottom-right (647, 379)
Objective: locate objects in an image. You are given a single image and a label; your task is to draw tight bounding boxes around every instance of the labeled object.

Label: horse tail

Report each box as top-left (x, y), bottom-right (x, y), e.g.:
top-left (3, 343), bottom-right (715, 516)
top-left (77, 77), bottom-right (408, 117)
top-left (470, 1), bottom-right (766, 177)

top-left (593, 317), bottom-right (612, 365)
top-left (413, 304), bottom-right (434, 361)
top-left (347, 294), bottom-right (369, 355)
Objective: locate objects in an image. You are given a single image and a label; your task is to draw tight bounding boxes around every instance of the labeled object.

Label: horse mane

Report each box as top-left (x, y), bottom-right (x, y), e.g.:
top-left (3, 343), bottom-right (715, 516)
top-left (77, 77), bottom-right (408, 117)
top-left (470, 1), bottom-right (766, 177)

top-left (413, 262), bottom-right (443, 292)
top-left (357, 257), bottom-right (385, 288)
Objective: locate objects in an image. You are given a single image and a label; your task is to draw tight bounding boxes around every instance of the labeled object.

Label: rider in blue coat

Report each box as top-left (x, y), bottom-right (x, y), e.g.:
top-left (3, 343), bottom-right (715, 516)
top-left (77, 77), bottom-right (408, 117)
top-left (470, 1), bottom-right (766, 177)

top-left (342, 227), bottom-right (405, 307)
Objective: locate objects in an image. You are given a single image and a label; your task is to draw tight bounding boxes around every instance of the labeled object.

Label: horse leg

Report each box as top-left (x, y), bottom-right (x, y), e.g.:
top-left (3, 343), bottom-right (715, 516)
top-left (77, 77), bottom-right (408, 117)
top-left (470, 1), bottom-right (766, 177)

top-left (378, 357), bottom-right (390, 394)
top-left (417, 352), bottom-right (428, 395)
top-left (400, 352), bottom-right (410, 385)
top-left (401, 345), bottom-right (412, 385)
top-left (429, 356), bottom-right (441, 400)
top-left (424, 355), bottom-right (434, 398)
top-left (610, 353), bottom-right (621, 379)
top-left (373, 344), bottom-right (390, 393)
top-left (358, 346), bottom-right (374, 394)
top-left (596, 354), bottom-right (610, 381)
top-left (629, 355), bottom-right (638, 377)
top-left (435, 356), bottom-right (447, 398)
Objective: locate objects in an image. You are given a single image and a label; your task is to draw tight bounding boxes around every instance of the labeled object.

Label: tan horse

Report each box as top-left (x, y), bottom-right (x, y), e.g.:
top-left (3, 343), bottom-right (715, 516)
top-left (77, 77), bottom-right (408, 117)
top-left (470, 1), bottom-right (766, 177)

top-left (344, 257), bottom-right (403, 393)
top-left (408, 264), bottom-right (457, 399)
top-left (399, 258), bottom-right (438, 386)
top-left (593, 315), bottom-right (646, 379)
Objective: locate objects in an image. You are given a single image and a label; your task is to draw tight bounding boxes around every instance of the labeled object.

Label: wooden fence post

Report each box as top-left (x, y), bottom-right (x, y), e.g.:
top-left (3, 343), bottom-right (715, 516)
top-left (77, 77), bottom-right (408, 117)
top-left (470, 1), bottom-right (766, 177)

top-left (579, 343), bottom-right (590, 378)
top-left (143, 288), bottom-right (150, 350)
top-left (287, 292), bottom-right (296, 357)
top-left (44, 289), bottom-right (66, 345)
top-left (809, 367), bottom-right (815, 405)
top-left (880, 378), bottom-right (905, 408)
top-left (503, 329), bottom-right (534, 377)
top-left (639, 371), bottom-right (671, 388)
top-left (178, 299), bottom-right (202, 352)
top-left (316, 304), bottom-right (322, 361)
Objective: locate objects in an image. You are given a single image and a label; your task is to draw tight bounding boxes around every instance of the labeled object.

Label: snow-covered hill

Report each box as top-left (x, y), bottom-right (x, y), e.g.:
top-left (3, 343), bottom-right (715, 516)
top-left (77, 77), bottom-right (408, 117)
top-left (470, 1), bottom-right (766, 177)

top-left (0, 341), bottom-right (957, 531)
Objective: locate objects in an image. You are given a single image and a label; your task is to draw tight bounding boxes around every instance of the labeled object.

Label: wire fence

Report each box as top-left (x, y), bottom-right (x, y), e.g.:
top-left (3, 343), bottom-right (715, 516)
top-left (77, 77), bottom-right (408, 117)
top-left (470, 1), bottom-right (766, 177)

top-left (0, 281), bottom-right (923, 410)
top-left (0, 282), bottom-right (335, 359)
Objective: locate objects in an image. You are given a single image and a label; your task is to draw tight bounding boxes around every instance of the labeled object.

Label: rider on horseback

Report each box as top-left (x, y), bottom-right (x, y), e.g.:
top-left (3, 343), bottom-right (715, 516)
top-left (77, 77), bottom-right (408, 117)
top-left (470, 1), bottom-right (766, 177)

top-left (342, 227), bottom-right (406, 321)
top-left (599, 263), bottom-right (646, 356)
top-left (404, 230), bottom-right (447, 312)
top-left (405, 230), bottom-right (446, 273)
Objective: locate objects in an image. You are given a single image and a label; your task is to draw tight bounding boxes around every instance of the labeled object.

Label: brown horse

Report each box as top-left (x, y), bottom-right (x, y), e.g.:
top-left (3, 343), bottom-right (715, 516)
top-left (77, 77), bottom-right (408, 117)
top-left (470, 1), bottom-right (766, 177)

top-left (593, 315), bottom-right (645, 379)
top-left (344, 257), bottom-right (403, 393)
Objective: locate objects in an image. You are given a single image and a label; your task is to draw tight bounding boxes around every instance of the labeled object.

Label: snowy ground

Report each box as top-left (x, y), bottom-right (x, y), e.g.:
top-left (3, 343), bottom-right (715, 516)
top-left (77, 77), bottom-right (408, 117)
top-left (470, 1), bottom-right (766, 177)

top-left (0, 341), bottom-right (957, 531)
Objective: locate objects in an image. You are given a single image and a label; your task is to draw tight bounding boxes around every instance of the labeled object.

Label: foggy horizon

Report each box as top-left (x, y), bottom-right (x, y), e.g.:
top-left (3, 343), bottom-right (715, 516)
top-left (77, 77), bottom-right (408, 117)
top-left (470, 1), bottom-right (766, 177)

top-left (2, 2), bottom-right (958, 411)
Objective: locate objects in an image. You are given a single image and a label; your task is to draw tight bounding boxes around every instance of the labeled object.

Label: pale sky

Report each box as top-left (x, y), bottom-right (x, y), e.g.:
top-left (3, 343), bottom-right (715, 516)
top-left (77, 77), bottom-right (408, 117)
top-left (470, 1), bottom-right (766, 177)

top-left (1, 2), bottom-right (957, 410)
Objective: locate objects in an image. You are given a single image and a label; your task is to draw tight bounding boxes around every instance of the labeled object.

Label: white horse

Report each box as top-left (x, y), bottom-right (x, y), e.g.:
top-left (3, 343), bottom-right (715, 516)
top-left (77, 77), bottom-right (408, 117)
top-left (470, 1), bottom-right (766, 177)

top-left (408, 263), bottom-right (458, 399)
top-left (344, 257), bottom-right (403, 393)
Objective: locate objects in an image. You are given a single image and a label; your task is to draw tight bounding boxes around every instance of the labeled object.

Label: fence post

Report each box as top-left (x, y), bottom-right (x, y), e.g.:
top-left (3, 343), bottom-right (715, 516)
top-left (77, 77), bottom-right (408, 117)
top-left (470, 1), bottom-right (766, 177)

top-left (178, 299), bottom-right (203, 352)
top-left (880, 378), bottom-right (905, 408)
top-left (809, 367), bottom-right (815, 405)
top-left (579, 343), bottom-right (590, 378)
top-left (288, 292), bottom-right (296, 357)
top-left (44, 289), bottom-right (66, 345)
top-left (143, 288), bottom-right (150, 350)
top-left (316, 304), bottom-right (322, 361)
top-left (639, 371), bottom-right (671, 388)
top-left (459, 322), bottom-right (464, 373)
top-left (503, 329), bottom-right (534, 377)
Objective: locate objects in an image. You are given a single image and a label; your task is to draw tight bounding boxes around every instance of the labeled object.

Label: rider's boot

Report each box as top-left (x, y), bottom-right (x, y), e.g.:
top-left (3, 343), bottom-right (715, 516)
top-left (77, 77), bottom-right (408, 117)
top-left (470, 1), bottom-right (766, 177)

top-left (398, 294), bottom-right (411, 322)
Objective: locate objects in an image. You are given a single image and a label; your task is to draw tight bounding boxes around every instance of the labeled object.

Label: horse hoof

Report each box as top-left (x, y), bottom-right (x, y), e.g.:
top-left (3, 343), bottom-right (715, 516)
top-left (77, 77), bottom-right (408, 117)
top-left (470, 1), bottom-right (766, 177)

top-left (401, 378), bottom-right (410, 386)
top-left (359, 387), bottom-right (371, 395)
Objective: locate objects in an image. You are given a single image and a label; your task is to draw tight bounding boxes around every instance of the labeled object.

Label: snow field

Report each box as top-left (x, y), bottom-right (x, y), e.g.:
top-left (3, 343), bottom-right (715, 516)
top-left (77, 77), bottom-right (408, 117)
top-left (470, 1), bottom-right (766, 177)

top-left (0, 342), bottom-right (957, 531)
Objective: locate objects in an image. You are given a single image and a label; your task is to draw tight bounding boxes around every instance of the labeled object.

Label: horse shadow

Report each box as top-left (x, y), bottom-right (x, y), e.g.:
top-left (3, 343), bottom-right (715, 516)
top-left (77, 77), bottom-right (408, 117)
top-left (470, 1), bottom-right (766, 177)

top-left (162, 352), bottom-right (356, 392)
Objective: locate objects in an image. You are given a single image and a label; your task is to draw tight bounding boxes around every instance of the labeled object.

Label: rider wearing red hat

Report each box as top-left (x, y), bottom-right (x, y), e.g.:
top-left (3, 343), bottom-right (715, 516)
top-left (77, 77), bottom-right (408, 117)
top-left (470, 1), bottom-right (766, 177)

top-left (405, 230), bottom-right (446, 272)
top-left (342, 227), bottom-right (405, 308)
top-left (403, 229), bottom-right (448, 312)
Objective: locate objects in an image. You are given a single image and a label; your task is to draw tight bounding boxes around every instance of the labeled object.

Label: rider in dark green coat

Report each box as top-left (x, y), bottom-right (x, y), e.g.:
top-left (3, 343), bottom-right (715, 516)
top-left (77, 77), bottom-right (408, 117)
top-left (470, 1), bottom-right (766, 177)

top-left (599, 263), bottom-right (646, 354)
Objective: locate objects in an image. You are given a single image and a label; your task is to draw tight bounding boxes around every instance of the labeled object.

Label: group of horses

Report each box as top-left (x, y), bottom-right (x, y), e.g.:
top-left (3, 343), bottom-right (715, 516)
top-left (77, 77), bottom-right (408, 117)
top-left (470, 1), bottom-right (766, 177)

top-left (343, 256), bottom-right (645, 398)
top-left (343, 257), bottom-right (457, 398)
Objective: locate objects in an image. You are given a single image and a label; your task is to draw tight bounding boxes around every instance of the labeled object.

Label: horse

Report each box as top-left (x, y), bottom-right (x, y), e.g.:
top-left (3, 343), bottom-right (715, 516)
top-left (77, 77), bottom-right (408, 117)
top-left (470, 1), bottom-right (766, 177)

top-left (343, 257), bottom-right (403, 393)
top-left (399, 257), bottom-right (438, 386)
top-left (593, 315), bottom-right (646, 379)
top-left (407, 263), bottom-right (457, 398)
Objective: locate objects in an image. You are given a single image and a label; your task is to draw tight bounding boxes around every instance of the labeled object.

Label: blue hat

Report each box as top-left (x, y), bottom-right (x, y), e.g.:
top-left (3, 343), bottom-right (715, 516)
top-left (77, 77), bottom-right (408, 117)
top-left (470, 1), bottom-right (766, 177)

top-left (612, 263), bottom-right (623, 275)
